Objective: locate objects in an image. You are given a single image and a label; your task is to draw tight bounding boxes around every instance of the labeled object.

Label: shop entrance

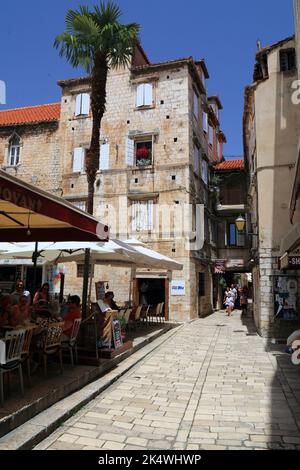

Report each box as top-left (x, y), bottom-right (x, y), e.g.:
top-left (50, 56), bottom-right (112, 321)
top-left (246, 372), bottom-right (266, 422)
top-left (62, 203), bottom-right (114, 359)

top-left (136, 278), bottom-right (169, 320)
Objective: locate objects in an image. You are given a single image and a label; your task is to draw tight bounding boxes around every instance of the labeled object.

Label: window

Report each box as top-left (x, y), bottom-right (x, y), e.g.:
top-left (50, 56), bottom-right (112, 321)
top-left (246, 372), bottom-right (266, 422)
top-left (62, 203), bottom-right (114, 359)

top-left (77, 264), bottom-right (92, 277)
top-left (72, 200), bottom-right (87, 211)
top-left (280, 49), bottom-right (296, 72)
top-left (99, 143), bottom-right (110, 170)
top-left (136, 83), bottom-right (153, 107)
top-left (135, 140), bottom-right (152, 167)
top-left (132, 200), bottom-right (154, 232)
top-left (199, 273), bottom-right (205, 297)
top-left (75, 93), bottom-right (90, 116)
top-left (194, 145), bottom-right (200, 175)
top-left (8, 134), bottom-right (21, 167)
top-left (227, 222), bottom-right (245, 247)
top-left (73, 147), bottom-right (85, 172)
top-left (203, 112), bottom-right (208, 133)
top-left (208, 125), bottom-right (214, 146)
top-left (193, 91), bottom-right (199, 119)
top-left (201, 159), bottom-right (209, 185)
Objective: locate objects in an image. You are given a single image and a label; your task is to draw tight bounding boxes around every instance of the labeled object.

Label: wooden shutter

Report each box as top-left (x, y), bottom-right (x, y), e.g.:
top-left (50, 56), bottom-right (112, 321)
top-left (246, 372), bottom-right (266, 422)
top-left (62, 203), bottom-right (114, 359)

top-left (81, 93), bottom-right (90, 115)
top-left (136, 84), bottom-right (144, 107)
top-left (193, 92), bottom-right (199, 119)
top-left (99, 143), bottom-right (110, 170)
top-left (194, 145), bottom-right (199, 175)
top-left (125, 137), bottom-right (134, 165)
top-left (75, 94), bottom-right (82, 116)
top-left (203, 112), bottom-right (208, 133)
top-left (147, 200), bottom-right (154, 230)
top-left (237, 232), bottom-right (245, 247)
top-left (73, 147), bottom-right (85, 172)
top-left (144, 84), bottom-right (153, 106)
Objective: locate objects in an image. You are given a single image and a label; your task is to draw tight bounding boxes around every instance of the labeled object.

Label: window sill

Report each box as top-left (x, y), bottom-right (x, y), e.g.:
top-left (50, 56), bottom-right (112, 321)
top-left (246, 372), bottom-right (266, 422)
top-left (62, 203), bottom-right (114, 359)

top-left (132, 165), bottom-right (153, 171)
top-left (72, 115), bottom-right (90, 120)
top-left (134, 105), bottom-right (155, 111)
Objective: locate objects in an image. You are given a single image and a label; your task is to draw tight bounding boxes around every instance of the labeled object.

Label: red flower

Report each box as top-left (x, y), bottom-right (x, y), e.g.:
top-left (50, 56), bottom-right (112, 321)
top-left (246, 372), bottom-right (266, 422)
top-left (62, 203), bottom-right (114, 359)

top-left (136, 147), bottom-right (149, 159)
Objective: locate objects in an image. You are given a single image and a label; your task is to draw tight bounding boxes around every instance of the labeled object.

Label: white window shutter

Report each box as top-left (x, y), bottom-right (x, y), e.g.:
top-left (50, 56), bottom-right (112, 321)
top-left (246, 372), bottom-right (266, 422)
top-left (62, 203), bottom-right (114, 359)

top-left (75, 94), bottom-right (82, 116)
top-left (144, 84), bottom-right (153, 106)
top-left (81, 93), bottom-right (90, 115)
top-left (203, 112), bottom-right (208, 133)
top-left (194, 146), bottom-right (199, 175)
top-left (99, 143), bottom-right (110, 170)
top-left (147, 200), bottom-right (154, 230)
top-left (193, 92), bottom-right (199, 119)
top-left (125, 137), bottom-right (134, 166)
top-left (132, 202), bottom-right (137, 232)
top-left (136, 84), bottom-right (144, 107)
top-left (73, 147), bottom-right (84, 172)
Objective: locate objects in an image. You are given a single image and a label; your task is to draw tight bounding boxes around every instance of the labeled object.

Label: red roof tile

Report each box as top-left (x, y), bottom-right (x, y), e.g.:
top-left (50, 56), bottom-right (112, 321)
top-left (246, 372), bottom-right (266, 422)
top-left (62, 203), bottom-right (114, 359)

top-left (215, 159), bottom-right (244, 171)
top-left (0, 103), bottom-right (61, 126)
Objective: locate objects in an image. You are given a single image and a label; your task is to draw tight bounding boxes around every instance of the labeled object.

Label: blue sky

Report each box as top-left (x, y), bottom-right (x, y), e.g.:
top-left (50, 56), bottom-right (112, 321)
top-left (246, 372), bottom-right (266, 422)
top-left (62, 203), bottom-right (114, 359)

top-left (0, 0), bottom-right (294, 156)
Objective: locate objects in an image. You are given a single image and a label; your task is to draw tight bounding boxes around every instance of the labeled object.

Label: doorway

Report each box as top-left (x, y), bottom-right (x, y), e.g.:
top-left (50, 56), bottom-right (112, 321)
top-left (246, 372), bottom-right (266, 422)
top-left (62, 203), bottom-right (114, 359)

top-left (137, 278), bottom-right (168, 319)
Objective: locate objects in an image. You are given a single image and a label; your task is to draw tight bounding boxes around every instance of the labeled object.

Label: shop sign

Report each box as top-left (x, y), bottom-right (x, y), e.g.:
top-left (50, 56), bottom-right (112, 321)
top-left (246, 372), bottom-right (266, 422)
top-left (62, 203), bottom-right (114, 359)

top-left (171, 280), bottom-right (185, 296)
top-left (280, 255), bottom-right (300, 270)
top-left (95, 281), bottom-right (106, 300)
top-left (225, 259), bottom-right (245, 269)
top-left (214, 260), bottom-right (226, 274)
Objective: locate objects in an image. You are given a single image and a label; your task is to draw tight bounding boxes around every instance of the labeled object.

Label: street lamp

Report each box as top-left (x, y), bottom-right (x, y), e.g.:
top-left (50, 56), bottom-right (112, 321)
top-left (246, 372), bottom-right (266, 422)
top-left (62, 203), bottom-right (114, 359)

top-left (235, 215), bottom-right (259, 237)
top-left (235, 215), bottom-right (246, 232)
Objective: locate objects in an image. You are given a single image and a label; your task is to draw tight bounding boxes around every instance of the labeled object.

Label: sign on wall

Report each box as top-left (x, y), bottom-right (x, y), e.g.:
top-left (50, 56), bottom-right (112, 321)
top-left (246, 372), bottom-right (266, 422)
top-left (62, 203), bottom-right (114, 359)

top-left (274, 276), bottom-right (298, 321)
top-left (95, 281), bottom-right (105, 301)
top-left (171, 280), bottom-right (185, 296)
top-left (214, 260), bottom-right (226, 274)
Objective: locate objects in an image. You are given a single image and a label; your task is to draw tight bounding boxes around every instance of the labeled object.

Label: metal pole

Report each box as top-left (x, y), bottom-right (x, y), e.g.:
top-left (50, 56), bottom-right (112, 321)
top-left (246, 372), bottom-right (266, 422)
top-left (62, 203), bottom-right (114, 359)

top-left (32, 241), bottom-right (38, 301)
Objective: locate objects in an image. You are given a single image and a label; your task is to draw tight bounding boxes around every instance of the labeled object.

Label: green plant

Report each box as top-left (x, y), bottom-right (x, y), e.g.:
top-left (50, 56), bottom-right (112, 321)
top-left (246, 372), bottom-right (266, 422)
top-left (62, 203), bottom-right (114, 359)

top-left (219, 277), bottom-right (227, 289)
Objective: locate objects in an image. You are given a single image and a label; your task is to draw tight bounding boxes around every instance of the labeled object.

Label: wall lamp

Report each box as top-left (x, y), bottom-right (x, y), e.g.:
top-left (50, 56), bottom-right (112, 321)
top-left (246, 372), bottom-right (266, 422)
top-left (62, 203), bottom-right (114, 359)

top-left (235, 215), bottom-right (259, 236)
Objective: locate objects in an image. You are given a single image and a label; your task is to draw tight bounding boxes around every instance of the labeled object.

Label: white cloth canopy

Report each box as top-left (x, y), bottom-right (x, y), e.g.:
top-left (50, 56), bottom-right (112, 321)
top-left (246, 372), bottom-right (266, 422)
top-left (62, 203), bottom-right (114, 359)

top-left (0, 239), bottom-right (183, 271)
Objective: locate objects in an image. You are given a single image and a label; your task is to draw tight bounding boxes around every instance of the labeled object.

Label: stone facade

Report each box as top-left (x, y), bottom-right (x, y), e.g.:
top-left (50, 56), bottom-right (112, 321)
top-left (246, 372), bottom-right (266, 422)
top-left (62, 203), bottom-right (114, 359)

top-left (0, 46), bottom-right (226, 321)
top-left (244, 36), bottom-right (300, 337)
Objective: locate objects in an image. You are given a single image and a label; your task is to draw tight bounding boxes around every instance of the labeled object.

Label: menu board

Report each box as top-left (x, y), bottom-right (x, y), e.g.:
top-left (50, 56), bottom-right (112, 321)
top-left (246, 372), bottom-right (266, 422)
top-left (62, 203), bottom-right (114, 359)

top-left (274, 276), bottom-right (298, 321)
top-left (95, 281), bottom-right (105, 301)
top-left (112, 319), bottom-right (123, 349)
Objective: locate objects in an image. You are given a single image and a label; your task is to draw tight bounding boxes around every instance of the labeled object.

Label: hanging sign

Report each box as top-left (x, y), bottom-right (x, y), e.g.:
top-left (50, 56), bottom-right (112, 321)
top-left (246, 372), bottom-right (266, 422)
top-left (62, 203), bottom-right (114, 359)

top-left (95, 281), bottom-right (105, 301)
top-left (171, 280), bottom-right (185, 296)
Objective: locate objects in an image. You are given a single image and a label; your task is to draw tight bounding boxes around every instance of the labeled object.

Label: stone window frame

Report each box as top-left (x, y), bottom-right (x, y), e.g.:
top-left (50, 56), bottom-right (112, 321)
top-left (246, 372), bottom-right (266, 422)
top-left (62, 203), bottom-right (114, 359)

top-left (5, 132), bottom-right (23, 168)
top-left (279, 48), bottom-right (296, 73)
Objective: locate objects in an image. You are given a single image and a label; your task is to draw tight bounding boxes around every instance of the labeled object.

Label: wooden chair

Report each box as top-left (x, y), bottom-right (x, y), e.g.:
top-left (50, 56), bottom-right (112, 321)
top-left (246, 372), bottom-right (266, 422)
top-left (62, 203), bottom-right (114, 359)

top-left (61, 318), bottom-right (82, 367)
top-left (123, 309), bottom-right (132, 331)
top-left (38, 322), bottom-right (64, 377)
top-left (0, 329), bottom-right (26, 406)
top-left (154, 303), bottom-right (162, 323)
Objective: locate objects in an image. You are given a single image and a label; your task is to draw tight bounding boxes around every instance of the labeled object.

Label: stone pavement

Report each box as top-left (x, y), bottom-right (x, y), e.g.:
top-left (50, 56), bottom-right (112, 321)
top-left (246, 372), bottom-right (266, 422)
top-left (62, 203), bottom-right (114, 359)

top-left (35, 311), bottom-right (300, 450)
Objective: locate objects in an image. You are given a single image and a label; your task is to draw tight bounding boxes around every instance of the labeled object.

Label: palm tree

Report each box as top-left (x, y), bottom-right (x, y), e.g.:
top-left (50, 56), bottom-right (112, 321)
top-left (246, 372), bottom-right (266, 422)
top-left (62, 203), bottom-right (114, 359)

top-left (55, 2), bottom-right (140, 314)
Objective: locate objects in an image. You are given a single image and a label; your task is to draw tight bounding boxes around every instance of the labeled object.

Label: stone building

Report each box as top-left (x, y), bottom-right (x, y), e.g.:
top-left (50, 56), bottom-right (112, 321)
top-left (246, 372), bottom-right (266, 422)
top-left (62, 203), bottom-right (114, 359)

top-left (212, 159), bottom-right (250, 309)
top-left (244, 33), bottom-right (300, 337)
top-left (0, 44), bottom-right (226, 321)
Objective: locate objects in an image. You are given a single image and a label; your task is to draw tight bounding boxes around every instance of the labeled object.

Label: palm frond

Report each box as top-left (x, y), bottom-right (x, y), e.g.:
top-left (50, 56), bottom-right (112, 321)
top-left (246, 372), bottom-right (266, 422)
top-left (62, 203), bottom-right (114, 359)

top-left (93, 1), bottom-right (122, 27)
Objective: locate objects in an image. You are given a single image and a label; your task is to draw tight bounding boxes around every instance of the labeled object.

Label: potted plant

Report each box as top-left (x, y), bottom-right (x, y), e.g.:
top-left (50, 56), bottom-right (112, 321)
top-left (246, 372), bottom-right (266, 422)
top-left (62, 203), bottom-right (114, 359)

top-left (136, 146), bottom-right (152, 166)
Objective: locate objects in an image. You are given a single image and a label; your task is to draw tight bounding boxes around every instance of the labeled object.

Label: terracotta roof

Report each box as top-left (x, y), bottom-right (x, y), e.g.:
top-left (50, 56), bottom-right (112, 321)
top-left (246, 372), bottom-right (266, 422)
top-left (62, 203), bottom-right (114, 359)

top-left (0, 103), bottom-right (61, 127)
top-left (215, 159), bottom-right (244, 171)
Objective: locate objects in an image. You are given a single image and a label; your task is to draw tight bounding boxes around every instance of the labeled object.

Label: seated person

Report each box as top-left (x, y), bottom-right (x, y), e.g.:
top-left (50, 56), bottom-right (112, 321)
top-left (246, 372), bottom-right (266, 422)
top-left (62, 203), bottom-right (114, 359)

top-left (33, 283), bottom-right (52, 318)
top-left (105, 291), bottom-right (120, 310)
top-left (0, 294), bottom-right (12, 327)
top-left (97, 293), bottom-right (112, 313)
top-left (61, 295), bottom-right (82, 340)
top-left (11, 279), bottom-right (31, 305)
top-left (9, 294), bottom-right (32, 327)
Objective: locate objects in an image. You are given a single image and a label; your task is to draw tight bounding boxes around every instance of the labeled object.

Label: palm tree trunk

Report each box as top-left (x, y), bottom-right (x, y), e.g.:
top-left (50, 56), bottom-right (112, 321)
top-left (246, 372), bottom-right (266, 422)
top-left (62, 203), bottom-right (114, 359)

top-left (82, 55), bottom-right (108, 318)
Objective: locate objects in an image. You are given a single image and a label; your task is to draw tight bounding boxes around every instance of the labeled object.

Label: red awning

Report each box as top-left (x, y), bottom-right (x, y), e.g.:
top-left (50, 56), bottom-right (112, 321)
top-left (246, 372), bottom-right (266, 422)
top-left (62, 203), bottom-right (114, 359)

top-left (0, 170), bottom-right (109, 242)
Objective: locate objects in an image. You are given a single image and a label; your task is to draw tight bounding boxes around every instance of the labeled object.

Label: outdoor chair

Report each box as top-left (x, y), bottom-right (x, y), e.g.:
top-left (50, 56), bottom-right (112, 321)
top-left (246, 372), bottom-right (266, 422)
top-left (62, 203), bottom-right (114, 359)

top-left (140, 305), bottom-right (151, 325)
top-left (0, 329), bottom-right (26, 406)
top-left (61, 318), bottom-right (82, 367)
top-left (159, 302), bottom-right (165, 322)
top-left (21, 326), bottom-right (35, 385)
top-left (123, 309), bottom-right (132, 331)
top-left (37, 322), bottom-right (64, 377)
top-left (154, 303), bottom-right (162, 323)
top-left (133, 305), bottom-right (143, 327)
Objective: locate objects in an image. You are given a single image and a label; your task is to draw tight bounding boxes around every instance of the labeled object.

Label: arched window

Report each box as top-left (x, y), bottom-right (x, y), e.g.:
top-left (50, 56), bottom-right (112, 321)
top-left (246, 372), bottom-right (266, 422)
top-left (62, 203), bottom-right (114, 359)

top-left (8, 134), bottom-right (21, 166)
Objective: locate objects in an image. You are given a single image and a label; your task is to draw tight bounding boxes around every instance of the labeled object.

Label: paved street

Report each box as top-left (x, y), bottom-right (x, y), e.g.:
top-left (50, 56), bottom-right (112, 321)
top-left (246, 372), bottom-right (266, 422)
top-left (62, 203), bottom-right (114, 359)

top-left (35, 311), bottom-right (300, 450)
